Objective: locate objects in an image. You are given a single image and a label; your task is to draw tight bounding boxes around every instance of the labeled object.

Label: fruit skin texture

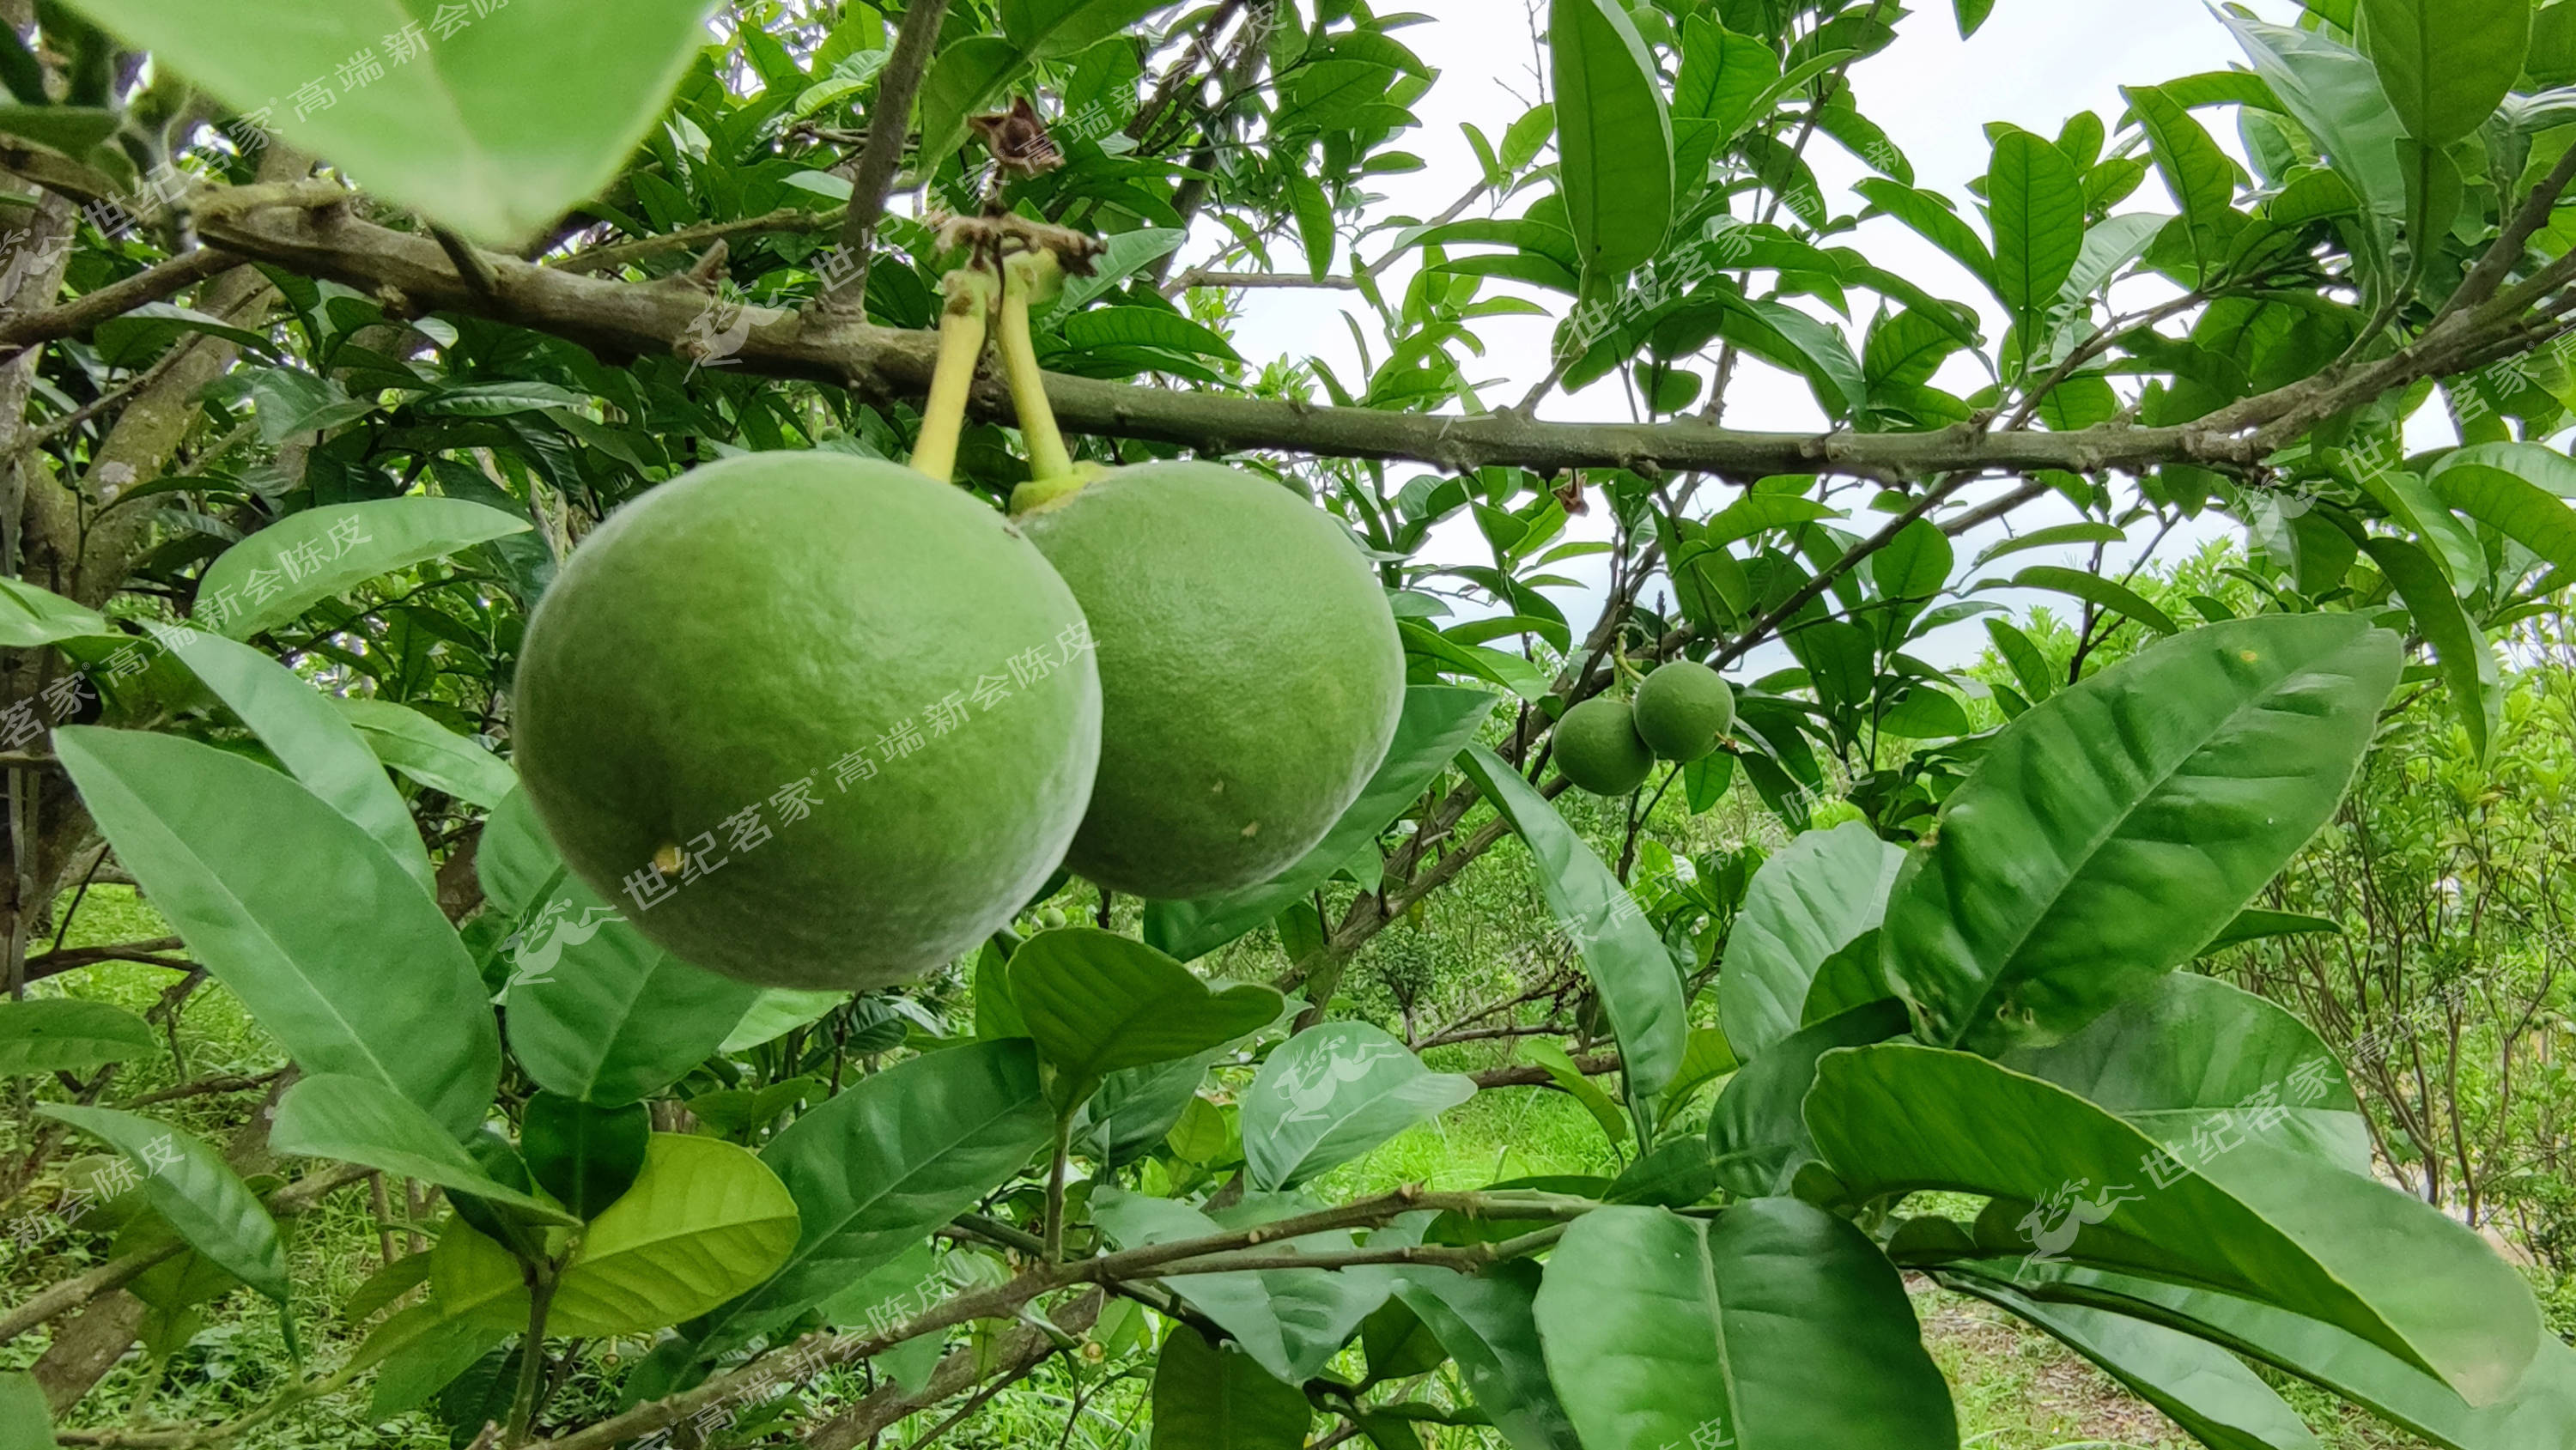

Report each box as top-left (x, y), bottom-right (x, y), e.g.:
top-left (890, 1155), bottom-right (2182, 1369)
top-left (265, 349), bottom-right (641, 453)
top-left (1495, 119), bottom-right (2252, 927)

top-left (1631, 660), bottom-right (1735, 761)
top-left (1552, 696), bottom-right (1655, 795)
top-left (513, 452), bottom-right (1100, 991)
top-left (1017, 460), bottom-right (1405, 899)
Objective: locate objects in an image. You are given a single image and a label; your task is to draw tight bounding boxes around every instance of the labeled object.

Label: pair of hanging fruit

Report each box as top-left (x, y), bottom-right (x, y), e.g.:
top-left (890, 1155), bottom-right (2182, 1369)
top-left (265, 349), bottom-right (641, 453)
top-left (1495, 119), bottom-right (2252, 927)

top-left (1552, 660), bottom-right (1735, 796)
top-left (509, 222), bottom-right (1403, 990)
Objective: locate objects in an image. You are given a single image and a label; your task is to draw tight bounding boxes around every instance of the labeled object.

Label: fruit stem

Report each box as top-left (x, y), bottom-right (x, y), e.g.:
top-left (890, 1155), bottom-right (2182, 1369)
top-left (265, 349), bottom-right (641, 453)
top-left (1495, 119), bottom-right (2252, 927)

top-left (909, 266), bottom-right (999, 485)
top-left (999, 249), bottom-right (1078, 485)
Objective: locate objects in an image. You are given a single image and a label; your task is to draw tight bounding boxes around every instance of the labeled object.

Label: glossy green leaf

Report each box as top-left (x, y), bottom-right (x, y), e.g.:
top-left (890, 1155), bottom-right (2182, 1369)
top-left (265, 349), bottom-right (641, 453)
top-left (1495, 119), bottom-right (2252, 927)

top-left (1716, 820), bottom-right (1907, 1059)
top-left (1148, 687), bottom-right (1497, 961)
top-left (1988, 129), bottom-right (2087, 345)
top-left (483, 790), bottom-right (760, 1107)
top-left (270, 1074), bottom-right (573, 1225)
top-left (1460, 745), bottom-right (1687, 1100)
top-left (520, 1092), bottom-right (648, 1221)
top-left (704, 1039), bottom-right (1052, 1345)
top-left (1521, 1038), bottom-right (1629, 1152)
top-left (2202, 908), bottom-right (2342, 954)
top-left (1954, 0), bottom-right (1997, 38)
top-left (999, 0), bottom-right (1163, 60)
top-left (2363, 536), bottom-right (2500, 766)
top-left (1151, 1326), bottom-right (1313, 1450)
top-left (1959, 1282), bottom-right (2324, 1450)
top-left (2125, 84), bottom-right (2239, 264)
top-left (1549, 0), bottom-right (1673, 276)
top-left (1708, 999), bottom-right (1911, 1198)
top-left (195, 496), bottom-right (532, 640)
top-left (38, 1104), bottom-right (289, 1302)
top-left (2001, 563), bottom-right (2180, 635)
top-left (1807, 1045), bottom-right (2542, 1404)
top-left (2001, 972), bottom-right (2369, 1172)
top-left (335, 698), bottom-right (516, 810)
top-left (1883, 615), bottom-right (2400, 1055)
top-left (60, 0), bottom-right (720, 245)
top-left (1242, 1021), bottom-right (1474, 1191)
top-left (2430, 461), bottom-right (2576, 579)
top-left (1096, 1188), bottom-right (1393, 1385)
top-left (0, 998), bottom-right (157, 1076)
top-left (1533, 1201), bottom-right (1957, 1449)
top-left (0, 1372), bottom-right (50, 1450)
top-left (149, 624), bottom-right (431, 893)
top-left (1977, 1259), bottom-right (2576, 1448)
top-left (1073, 1049), bottom-right (1224, 1168)
top-left (2220, 14), bottom-right (2408, 221)
top-left (718, 988), bottom-right (848, 1054)
top-left (547, 1135), bottom-right (799, 1336)
top-left (54, 727), bottom-right (499, 1135)
top-left (1391, 1264), bottom-right (1578, 1450)
top-left (2357, 0), bottom-right (2528, 145)
top-left (1854, 178), bottom-right (1996, 285)
top-left (0, 577), bottom-right (108, 649)
top-left (1007, 926), bottom-right (1281, 1107)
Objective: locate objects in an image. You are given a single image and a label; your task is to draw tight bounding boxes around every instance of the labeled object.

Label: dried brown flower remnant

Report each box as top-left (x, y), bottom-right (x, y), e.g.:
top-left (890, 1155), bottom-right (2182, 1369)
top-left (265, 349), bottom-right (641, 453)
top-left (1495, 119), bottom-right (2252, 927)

top-left (970, 97), bottom-right (1066, 179)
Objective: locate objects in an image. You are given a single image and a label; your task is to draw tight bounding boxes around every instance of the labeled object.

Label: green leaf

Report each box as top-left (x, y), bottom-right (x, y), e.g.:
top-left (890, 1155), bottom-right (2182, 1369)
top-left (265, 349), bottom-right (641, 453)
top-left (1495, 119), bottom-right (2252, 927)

top-left (1549, 0), bottom-right (1674, 276)
top-left (1394, 1264), bottom-right (1580, 1450)
top-left (1151, 1326), bottom-right (1313, 1450)
top-left (1854, 179), bottom-right (1996, 287)
top-left (1286, 166), bottom-right (1335, 280)
top-left (1095, 1188), bottom-right (1394, 1384)
top-left (483, 790), bottom-right (760, 1107)
top-left (1074, 1050), bottom-right (1224, 1168)
top-left (2362, 536), bottom-right (2500, 766)
top-left (1988, 129), bottom-right (2087, 347)
top-left (1459, 745), bottom-right (1688, 1101)
top-left (1716, 820), bottom-right (1908, 1060)
top-left (2429, 460), bottom-right (2576, 579)
top-left (1807, 1044), bottom-right (2543, 1404)
top-left (37, 1104), bottom-right (289, 1302)
top-left (1657, 1027), bottom-right (1741, 1114)
top-left (1533, 1201), bottom-right (1957, 1448)
top-left (92, 302), bottom-right (282, 370)
top-left (195, 496), bottom-right (532, 640)
top-left (2357, 0), bottom-right (2529, 145)
top-left (353, 1302), bottom-right (503, 1417)
top-left (520, 1092), bottom-right (648, 1220)
top-left (2202, 908), bottom-right (2342, 954)
top-left (547, 1135), bottom-right (799, 1336)
top-left (0, 103), bottom-right (118, 157)
top-left (916, 34), bottom-right (1020, 170)
top-left (1501, 103), bottom-right (1556, 171)
top-left (703, 1039), bottom-right (1052, 1346)
top-left (1007, 927), bottom-right (1282, 1107)
top-left (1980, 1259), bottom-right (2576, 1449)
top-left (334, 698), bottom-right (516, 810)
top-left (0, 1371), bottom-right (51, 1450)
top-left (1242, 1022), bottom-right (1475, 1190)
top-left (1707, 999), bottom-right (1911, 1198)
top-left (270, 1075), bottom-right (574, 1225)
top-left (1520, 1038), bottom-right (1629, 1152)
top-left (719, 988), bottom-right (848, 1054)
top-left (410, 381), bottom-right (593, 416)
top-left (1148, 687), bottom-right (1497, 961)
top-left (54, 727), bottom-right (499, 1135)
top-left (1059, 306), bottom-right (1244, 362)
top-left (1883, 615), bottom-right (2400, 1055)
top-left (1999, 972), bottom-right (2370, 1173)
top-left (2124, 85), bottom-right (2239, 265)
top-left (1954, 0), bottom-right (1997, 38)
top-left (0, 578), bottom-right (109, 649)
top-left (1959, 1283), bottom-right (2324, 1450)
top-left (1997, 563), bottom-right (2181, 635)
top-left (149, 625), bottom-right (431, 893)
top-left (0, 998), bottom-right (157, 1076)
top-left (59, 0), bottom-right (720, 245)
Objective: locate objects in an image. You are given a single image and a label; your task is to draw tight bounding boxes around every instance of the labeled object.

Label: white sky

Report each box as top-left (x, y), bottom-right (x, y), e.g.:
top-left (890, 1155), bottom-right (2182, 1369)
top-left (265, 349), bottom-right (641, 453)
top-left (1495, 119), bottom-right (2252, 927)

top-left (1184, 0), bottom-right (2323, 669)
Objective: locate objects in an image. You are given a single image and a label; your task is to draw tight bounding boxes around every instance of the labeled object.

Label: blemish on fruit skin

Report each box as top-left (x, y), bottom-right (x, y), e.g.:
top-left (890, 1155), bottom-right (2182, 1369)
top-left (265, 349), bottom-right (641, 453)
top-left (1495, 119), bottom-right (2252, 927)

top-left (1241, 821), bottom-right (1261, 839)
top-left (652, 842), bottom-right (683, 876)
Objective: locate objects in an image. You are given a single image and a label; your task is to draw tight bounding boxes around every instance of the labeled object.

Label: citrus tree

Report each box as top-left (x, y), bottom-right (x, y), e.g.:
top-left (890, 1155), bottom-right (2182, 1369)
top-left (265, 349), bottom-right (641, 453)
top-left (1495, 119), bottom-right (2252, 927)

top-left (0, 0), bottom-right (2573, 1447)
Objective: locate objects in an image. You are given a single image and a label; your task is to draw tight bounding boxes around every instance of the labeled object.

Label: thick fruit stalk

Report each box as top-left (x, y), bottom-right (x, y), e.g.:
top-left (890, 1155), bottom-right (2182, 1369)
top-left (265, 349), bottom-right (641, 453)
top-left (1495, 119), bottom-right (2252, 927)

top-left (908, 265), bottom-right (1000, 485)
top-left (997, 248), bottom-right (1102, 513)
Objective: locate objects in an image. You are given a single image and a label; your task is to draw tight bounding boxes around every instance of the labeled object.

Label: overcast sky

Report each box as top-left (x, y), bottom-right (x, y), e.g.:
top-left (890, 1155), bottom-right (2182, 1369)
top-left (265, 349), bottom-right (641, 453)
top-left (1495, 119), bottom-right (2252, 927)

top-left (1196, 0), bottom-right (2321, 668)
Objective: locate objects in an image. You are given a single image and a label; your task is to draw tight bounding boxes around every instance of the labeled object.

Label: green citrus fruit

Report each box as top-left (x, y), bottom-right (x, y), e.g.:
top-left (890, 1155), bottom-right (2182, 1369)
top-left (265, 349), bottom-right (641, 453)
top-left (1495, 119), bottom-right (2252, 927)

top-left (513, 452), bottom-right (1101, 991)
top-left (1631, 661), bottom-right (1735, 761)
top-left (1016, 460), bottom-right (1405, 899)
top-left (1553, 696), bottom-right (1654, 795)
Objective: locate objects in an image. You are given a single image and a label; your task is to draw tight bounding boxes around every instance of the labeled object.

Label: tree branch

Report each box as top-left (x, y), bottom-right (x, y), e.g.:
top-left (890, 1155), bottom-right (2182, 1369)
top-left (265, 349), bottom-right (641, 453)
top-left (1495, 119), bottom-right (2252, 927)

top-left (819, 0), bottom-right (951, 313)
top-left (0, 247), bottom-right (239, 364)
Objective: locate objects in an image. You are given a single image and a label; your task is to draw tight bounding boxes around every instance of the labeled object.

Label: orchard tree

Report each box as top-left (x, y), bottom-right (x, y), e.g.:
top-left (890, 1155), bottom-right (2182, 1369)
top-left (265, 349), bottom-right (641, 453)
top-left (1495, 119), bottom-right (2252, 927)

top-left (0, 0), bottom-right (2573, 1447)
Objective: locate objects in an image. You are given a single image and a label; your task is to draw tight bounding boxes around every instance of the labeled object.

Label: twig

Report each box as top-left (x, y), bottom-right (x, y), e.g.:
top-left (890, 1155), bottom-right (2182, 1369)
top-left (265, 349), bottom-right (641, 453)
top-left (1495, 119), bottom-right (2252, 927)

top-left (0, 247), bottom-right (240, 364)
top-left (819, 0), bottom-right (952, 314)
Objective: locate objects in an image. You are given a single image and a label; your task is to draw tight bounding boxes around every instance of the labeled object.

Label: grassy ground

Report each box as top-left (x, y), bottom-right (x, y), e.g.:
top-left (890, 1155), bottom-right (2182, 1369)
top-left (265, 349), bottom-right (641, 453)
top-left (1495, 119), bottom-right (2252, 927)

top-left (4, 890), bottom-right (2560, 1447)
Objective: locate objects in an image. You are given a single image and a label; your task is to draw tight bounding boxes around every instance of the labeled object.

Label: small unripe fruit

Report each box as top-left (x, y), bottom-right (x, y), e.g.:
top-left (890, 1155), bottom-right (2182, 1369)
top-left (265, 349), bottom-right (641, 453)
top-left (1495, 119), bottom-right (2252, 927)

top-left (1631, 661), bottom-right (1735, 762)
top-left (1552, 696), bottom-right (1655, 795)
